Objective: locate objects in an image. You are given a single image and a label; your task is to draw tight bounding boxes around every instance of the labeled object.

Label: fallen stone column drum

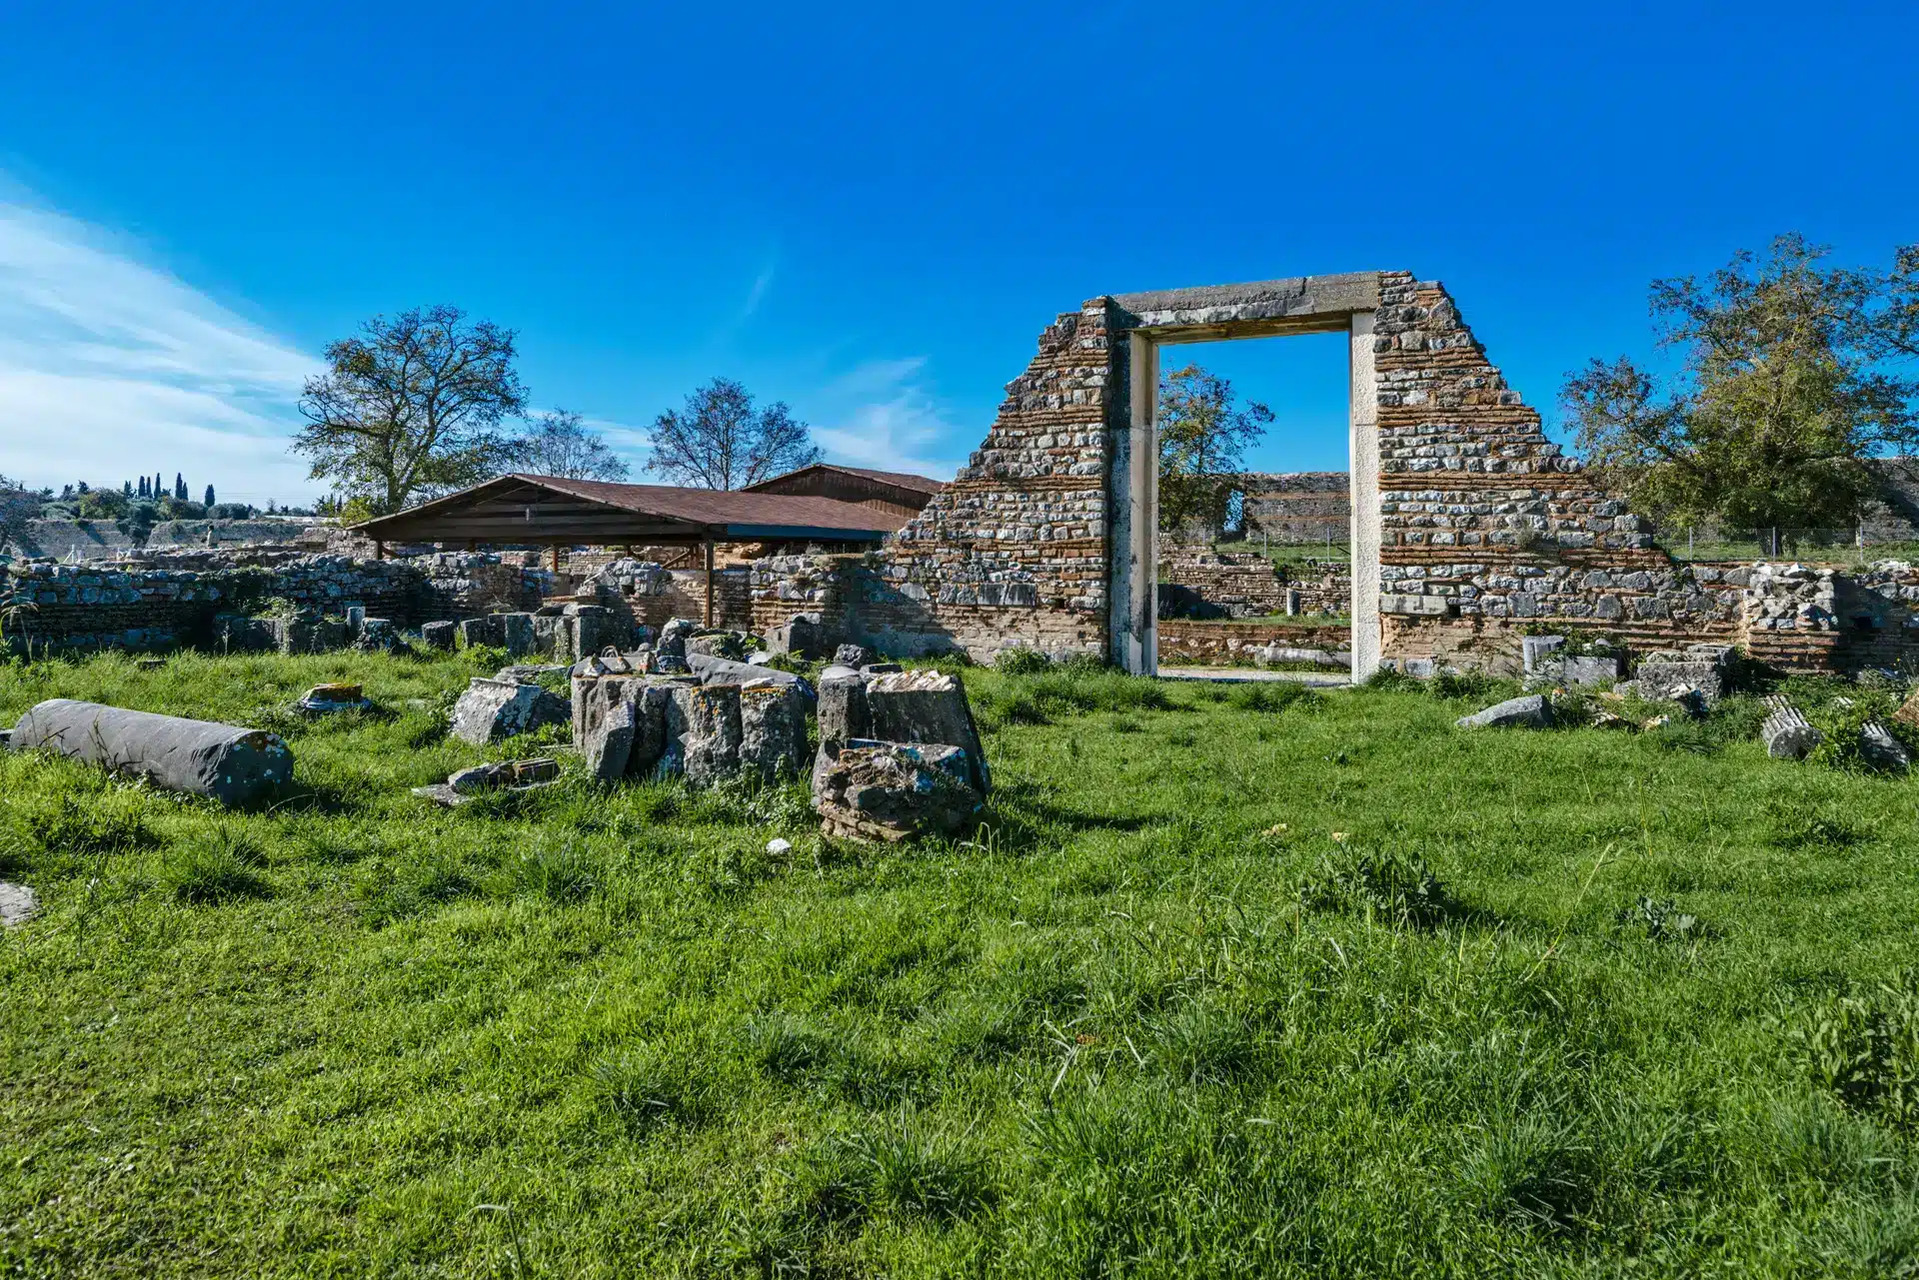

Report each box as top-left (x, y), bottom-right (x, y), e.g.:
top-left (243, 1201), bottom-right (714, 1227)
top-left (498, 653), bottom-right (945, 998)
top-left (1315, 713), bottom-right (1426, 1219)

top-left (8, 699), bottom-right (294, 805)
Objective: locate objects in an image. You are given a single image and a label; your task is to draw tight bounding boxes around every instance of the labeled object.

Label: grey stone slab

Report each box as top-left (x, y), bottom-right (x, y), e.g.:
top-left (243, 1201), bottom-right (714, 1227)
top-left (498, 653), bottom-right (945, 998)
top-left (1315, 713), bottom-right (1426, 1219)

top-left (1456, 694), bottom-right (1554, 730)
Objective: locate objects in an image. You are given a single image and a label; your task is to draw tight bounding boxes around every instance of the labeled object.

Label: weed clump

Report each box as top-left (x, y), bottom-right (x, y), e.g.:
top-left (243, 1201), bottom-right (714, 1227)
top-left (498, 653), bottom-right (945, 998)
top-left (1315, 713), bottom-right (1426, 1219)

top-left (589, 1043), bottom-right (710, 1132)
top-left (1783, 975), bottom-right (1919, 1132)
top-left (1613, 895), bottom-right (1706, 942)
top-left (995, 647), bottom-right (1052, 676)
top-left (789, 1118), bottom-right (992, 1227)
top-left (1299, 846), bottom-right (1460, 928)
top-left (159, 828), bottom-right (269, 904)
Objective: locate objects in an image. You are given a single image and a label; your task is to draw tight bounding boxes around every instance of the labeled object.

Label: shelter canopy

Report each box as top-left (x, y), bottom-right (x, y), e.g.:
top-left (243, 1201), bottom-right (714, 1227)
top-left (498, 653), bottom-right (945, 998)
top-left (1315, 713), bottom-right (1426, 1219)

top-left (350, 474), bottom-right (910, 547)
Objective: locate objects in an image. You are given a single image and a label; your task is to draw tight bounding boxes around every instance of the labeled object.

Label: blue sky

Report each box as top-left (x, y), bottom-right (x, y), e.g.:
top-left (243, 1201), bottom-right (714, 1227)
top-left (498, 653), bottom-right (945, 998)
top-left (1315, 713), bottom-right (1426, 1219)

top-left (1, 1), bottom-right (1914, 504)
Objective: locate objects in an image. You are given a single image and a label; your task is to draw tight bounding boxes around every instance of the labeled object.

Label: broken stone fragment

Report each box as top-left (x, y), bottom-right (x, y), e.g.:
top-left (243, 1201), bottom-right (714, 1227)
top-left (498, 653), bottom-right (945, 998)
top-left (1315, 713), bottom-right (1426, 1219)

top-left (1861, 722), bottom-right (1910, 773)
top-left (419, 620), bottom-right (457, 650)
top-left (814, 740), bottom-right (984, 843)
top-left (765, 611), bottom-right (827, 659)
top-left (295, 683), bottom-right (374, 713)
top-left (833, 643), bottom-right (874, 668)
top-left (450, 678), bottom-right (570, 745)
top-left (1761, 696), bottom-right (1822, 760)
top-left (1, 881), bottom-right (39, 928)
top-left (1455, 694), bottom-right (1554, 730)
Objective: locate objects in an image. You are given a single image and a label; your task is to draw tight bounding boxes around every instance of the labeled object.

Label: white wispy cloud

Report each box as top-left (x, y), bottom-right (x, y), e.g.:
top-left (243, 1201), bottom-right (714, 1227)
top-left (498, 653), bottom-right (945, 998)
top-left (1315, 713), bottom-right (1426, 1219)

top-left (0, 194), bottom-right (318, 503)
top-left (810, 357), bottom-right (967, 480)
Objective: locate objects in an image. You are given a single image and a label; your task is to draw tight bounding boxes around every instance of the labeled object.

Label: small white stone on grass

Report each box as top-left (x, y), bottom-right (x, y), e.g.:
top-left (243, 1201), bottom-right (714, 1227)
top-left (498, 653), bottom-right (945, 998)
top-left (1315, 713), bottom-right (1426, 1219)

top-left (766, 837), bottom-right (793, 856)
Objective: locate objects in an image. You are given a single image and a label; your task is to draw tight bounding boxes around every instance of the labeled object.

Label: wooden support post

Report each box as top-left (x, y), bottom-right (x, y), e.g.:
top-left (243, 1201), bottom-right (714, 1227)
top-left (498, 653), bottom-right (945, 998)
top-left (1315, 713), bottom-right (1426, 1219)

top-left (551, 544), bottom-right (561, 574)
top-left (374, 539), bottom-right (385, 561)
top-left (703, 537), bottom-right (715, 627)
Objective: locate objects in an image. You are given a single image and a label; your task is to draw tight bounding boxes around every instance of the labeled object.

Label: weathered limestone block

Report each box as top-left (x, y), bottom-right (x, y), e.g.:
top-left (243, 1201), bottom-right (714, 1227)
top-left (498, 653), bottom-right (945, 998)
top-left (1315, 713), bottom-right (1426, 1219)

top-left (665, 684), bottom-right (743, 788)
top-left (740, 681), bottom-right (810, 780)
top-left (450, 678), bottom-right (569, 745)
top-left (1456, 694), bottom-right (1554, 730)
top-left (689, 651), bottom-right (815, 701)
top-left (1521, 635), bottom-right (1565, 674)
top-left (458, 615), bottom-right (505, 649)
top-left (862, 670), bottom-right (991, 795)
top-left (354, 617), bottom-right (400, 652)
top-left (420, 620), bottom-right (457, 650)
top-left (813, 671), bottom-right (871, 798)
top-left (814, 740), bottom-right (984, 842)
top-left (214, 614), bottom-right (278, 653)
top-left (8, 699), bottom-right (293, 805)
top-left (583, 695), bottom-right (637, 781)
top-left (276, 617), bottom-right (347, 655)
top-left (574, 674), bottom-right (674, 781)
top-left (1623, 646), bottom-right (1733, 704)
top-left (765, 611), bottom-right (827, 659)
top-left (656, 618), bottom-right (696, 660)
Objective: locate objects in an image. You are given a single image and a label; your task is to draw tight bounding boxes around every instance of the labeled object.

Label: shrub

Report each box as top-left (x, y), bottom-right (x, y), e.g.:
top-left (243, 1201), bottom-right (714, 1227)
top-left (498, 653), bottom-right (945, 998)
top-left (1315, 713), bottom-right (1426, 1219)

top-left (995, 648), bottom-right (1051, 676)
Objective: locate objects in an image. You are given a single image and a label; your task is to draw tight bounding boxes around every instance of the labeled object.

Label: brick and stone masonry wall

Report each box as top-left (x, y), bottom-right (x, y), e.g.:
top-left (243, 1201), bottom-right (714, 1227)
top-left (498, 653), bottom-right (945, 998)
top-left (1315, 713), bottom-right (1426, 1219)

top-left (873, 301), bottom-right (1115, 658)
top-left (1, 556), bottom-right (439, 653)
top-left (1157, 620), bottom-right (1351, 665)
top-left (1365, 271), bottom-right (1748, 671)
top-left (1241, 472), bottom-right (1351, 544)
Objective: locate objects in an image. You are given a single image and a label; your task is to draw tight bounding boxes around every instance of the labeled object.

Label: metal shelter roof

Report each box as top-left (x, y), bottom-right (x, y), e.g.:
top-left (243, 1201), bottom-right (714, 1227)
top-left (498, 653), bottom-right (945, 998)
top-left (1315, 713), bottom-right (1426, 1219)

top-left (349, 474), bottom-right (910, 545)
top-left (742, 463), bottom-right (948, 497)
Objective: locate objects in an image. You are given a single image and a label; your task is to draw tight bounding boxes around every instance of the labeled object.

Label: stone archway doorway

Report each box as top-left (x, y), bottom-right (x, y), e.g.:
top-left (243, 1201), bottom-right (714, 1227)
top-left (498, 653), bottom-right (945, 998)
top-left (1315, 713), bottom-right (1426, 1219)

top-left (1104, 274), bottom-right (1383, 679)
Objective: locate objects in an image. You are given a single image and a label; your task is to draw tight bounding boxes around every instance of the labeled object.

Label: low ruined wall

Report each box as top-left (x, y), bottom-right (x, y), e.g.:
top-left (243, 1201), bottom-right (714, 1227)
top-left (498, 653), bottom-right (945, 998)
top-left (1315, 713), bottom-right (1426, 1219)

top-left (1, 555), bottom-right (437, 654)
top-left (1158, 620), bottom-right (1351, 665)
top-left (1241, 471), bottom-right (1350, 545)
top-left (3, 520), bottom-right (139, 561)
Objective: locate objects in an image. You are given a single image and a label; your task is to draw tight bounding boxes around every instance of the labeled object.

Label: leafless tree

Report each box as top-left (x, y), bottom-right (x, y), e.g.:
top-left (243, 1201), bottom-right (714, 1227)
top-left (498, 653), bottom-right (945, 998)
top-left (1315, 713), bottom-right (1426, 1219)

top-left (644, 377), bottom-right (820, 489)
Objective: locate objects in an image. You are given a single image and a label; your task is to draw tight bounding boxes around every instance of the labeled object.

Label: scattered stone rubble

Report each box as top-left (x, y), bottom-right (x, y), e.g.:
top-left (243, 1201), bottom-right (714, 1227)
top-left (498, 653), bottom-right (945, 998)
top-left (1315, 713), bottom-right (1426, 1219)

top-left (413, 757), bottom-right (561, 807)
top-left (1617, 645), bottom-right (1737, 706)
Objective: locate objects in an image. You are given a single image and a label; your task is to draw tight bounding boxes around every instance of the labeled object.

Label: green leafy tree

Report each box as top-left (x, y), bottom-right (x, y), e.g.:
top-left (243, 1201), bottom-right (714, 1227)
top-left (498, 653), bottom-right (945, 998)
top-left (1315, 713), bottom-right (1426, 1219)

top-left (514, 409), bottom-right (631, 481)
top-left (644, 377), bottom-right (819, 489)
top-left (293, 305), bottom-right (529, 515)
top-left (1561, 235), bottom-right (1919, 544)
top-left (1156, 363), bottom-right (1272, 535)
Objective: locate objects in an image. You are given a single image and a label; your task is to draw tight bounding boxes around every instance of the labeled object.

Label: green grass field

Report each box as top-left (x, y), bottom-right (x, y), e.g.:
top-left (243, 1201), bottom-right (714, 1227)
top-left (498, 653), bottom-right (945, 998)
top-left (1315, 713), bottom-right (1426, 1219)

top-left (5, 652), bottom-right (1919, 1276)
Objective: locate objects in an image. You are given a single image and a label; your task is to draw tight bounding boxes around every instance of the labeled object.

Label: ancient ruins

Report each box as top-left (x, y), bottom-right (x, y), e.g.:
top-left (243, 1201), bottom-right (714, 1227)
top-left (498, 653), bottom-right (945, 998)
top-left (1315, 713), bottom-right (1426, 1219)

top-left (7, 270), bottom-right (1919, 678)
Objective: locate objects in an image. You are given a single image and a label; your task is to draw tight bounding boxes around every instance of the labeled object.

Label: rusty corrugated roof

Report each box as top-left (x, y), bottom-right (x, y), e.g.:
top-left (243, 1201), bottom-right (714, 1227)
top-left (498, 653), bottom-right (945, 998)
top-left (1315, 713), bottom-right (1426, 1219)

top-left (743, 463), bottom-right (947, 497)
top-left (351, 473), bottom-right (910, 541)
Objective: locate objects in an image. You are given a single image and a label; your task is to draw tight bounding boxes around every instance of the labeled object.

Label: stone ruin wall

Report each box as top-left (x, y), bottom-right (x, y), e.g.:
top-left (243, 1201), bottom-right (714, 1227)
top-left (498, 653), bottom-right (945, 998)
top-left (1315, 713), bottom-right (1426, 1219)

top-left (0, 552), bottom-right (555, 654)
top-left (873, 301), bottom-right (1114, 658)
top-left (1240, 471), bottom-right (1351, 544)
top-left (862, 270), bottom-right (1919, 675)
